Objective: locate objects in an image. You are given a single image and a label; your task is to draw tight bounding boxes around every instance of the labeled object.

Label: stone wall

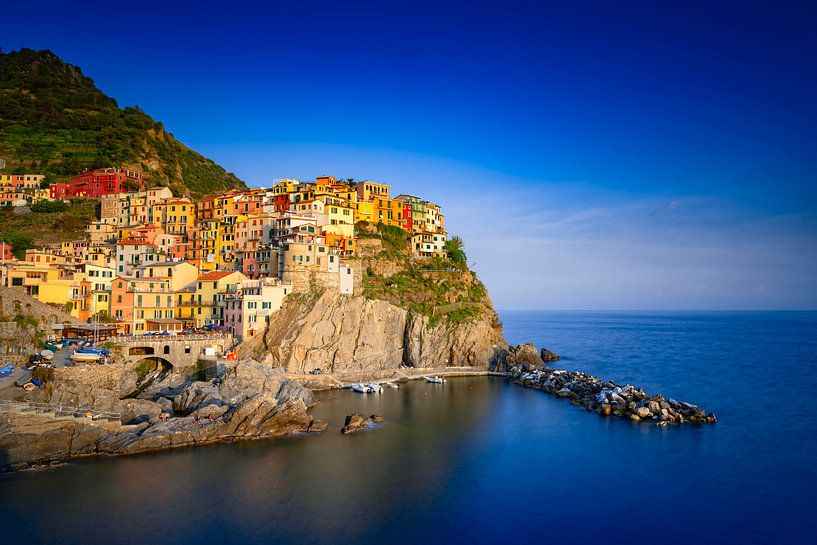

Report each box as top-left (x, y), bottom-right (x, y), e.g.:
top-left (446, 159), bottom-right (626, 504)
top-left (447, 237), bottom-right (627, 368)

top-left (283, 264), bottom-right (363, 296)
top-left (52, 364), bottom-right (123, 392)
top-left (0, 286), bottom-right (81, 327)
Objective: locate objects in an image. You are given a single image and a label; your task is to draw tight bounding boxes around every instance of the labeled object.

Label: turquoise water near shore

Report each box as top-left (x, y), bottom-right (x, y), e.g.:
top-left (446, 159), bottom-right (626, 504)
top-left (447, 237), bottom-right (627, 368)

top-left (1, 311), bottom-right (816, 544)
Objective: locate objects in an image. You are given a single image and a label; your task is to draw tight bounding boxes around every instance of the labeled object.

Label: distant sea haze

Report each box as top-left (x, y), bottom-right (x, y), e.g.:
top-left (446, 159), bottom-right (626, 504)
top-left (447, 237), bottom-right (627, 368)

top-left (1, 310), bottom-right (815, 544)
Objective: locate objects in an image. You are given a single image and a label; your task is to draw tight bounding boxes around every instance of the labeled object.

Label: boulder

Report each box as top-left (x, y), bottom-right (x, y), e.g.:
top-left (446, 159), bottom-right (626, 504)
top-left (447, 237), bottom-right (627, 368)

top-left (636, 407), bottom-right (652, 418)
top-left (540, 348), bottom-right (560, 362)
top-left (506, 343), bottom-right (544, 370)
top-left (340, 413), bottom-right (383, 434)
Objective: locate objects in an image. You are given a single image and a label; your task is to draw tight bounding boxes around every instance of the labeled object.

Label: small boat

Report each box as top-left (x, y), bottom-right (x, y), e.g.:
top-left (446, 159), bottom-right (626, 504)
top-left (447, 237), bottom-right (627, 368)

top-left (0, 364), bottom-right (15, 378)
top-left (14, 369), bottom-right (33, 387)
top-left (71, 349), bottom-right (102, 363)
top-left (385, 382), bottom-right (399, 389)
top-left (351, 383), bottom-right (371, 394)
top-left (425, 376), bottom-right (444, 384)
top-left (368, 383), bottom-right (383, 394)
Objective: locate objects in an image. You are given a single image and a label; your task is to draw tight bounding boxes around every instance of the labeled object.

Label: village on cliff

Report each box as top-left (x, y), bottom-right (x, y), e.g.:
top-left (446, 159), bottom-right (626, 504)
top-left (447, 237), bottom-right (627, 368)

top-left (0, 168), bottom-right (448, 340)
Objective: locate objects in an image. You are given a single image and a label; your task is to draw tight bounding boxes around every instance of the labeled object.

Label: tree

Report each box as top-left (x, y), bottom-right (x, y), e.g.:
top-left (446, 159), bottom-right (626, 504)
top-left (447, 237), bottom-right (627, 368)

top-left (122, 179), bottom-right (141, 193)
top-left (445, 236), bottom-right (467, 266)
top-left (1, 230), bottom-right (35, 259)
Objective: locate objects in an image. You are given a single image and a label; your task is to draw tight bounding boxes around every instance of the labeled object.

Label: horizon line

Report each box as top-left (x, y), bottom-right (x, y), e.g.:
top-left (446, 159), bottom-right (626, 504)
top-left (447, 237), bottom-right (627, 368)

top-left (495, 308), bottom-right (817, 313)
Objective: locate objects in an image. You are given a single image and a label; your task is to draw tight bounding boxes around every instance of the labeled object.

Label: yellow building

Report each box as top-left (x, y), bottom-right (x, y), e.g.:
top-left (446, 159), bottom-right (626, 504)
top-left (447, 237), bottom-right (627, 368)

top-left (356, 181), bottom-right (390, 203)
top-left (5, 263), bottom-right (61, 296)
top-left (194, 270), bottom-right (246, 326)
top-left (86, 221), bottom-right (117, 243)
top-left (154, 199), bottom-right (196, 235)
top-left (354, 200), bottom-right (376, 223)
top-left (196, 219), bottom-right (220, 272)
top-left (129, 278), bottom-right (176, 333)
top-left (37, 277), bottom-right (86, 316)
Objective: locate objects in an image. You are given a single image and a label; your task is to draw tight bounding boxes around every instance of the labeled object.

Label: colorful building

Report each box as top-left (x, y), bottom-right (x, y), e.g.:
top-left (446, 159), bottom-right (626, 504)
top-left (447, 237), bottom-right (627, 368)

top-left (50, 168), bottom-right (143, 200)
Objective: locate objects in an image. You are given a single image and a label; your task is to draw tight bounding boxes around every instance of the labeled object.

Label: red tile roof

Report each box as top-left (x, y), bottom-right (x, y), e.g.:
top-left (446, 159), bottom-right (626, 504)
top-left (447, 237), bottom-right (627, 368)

top-left (197, 270), bottom-right (236, 281)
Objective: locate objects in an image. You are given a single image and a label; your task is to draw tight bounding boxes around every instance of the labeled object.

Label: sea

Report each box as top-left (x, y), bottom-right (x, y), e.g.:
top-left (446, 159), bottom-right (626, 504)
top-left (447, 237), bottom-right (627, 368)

top-left (1, 311), bottom-right (816, 544)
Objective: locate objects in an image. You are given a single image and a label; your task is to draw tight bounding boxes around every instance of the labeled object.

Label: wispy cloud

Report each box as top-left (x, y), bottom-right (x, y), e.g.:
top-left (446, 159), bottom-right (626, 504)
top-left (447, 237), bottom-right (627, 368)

top-left (205, 143), bottom-right (817, 310)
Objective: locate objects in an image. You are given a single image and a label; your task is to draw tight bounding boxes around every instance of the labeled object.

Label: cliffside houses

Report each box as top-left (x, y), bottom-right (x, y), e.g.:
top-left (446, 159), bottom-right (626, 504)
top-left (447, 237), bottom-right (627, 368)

top-left (1, 174), bottom-right (448, 340)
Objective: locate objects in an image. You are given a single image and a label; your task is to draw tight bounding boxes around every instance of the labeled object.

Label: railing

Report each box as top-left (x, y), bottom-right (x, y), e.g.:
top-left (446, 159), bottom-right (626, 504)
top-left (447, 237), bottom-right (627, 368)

top-left (0, 399), bottom-right (121, 423)
top-left (112, 333), bottom-right (233, 343)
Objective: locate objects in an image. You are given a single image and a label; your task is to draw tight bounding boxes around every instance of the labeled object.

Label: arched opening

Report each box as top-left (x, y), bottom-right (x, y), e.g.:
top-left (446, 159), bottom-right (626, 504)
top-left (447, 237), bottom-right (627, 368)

top-left (163, 345), bottom-right (170, 355)
top-left (129, 356), bottom-right (175, 398)
top-left (129, 346), bottom-right (155, 356)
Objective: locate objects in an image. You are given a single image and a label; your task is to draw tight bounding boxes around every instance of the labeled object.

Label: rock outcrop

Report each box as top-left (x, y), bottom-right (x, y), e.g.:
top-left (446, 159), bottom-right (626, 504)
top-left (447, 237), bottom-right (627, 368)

top-left (340, 413), bottom-right (384, 434)
top-left (0, 359), bottom-right (325, 471)
top-left (242, 291), bottom-right (507, 374)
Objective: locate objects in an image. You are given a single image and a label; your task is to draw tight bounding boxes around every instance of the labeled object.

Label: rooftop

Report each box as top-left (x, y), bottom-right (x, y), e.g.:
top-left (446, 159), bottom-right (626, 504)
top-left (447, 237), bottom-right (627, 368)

top-left (198, 270), bottom-right (237, 281)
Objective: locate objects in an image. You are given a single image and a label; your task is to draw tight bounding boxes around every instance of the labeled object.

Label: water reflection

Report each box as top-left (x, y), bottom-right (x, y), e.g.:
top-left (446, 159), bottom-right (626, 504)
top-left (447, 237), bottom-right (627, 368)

top-left (2, 310), bottom-right (817, 545)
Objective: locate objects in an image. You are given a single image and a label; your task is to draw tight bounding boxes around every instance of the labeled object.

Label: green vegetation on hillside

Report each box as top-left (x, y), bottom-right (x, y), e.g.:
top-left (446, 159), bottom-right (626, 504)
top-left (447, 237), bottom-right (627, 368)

top-left (357, 222), bottom-right (495, 325)
top-left (0, 200), bottom-right (97, 249)
top-left (0, 48), bottom-right (246, 197)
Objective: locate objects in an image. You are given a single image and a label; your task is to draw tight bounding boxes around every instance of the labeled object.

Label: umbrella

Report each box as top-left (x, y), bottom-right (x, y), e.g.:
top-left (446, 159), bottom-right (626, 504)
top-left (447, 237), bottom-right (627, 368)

top-left (40, 349), bottom-right (55, 357)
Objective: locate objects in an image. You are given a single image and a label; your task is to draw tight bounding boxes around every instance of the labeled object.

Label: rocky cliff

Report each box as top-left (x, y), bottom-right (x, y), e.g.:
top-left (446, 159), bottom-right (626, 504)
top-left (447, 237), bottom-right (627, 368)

top-left (240, 291), bottom-right (508, 374)
top-left (0, 359), bottom-right (324, 471)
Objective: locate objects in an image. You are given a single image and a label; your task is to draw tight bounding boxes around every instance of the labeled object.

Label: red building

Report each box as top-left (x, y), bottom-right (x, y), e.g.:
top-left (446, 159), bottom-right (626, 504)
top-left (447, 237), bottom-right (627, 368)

top-left (50, 168), bottom-right (143, 200)
top-left (272, 194), bottom-right (290, 213)
top-left (401, 201), bottom-right (413, 230)
top-left (0, 243), bottom-right (13, 262)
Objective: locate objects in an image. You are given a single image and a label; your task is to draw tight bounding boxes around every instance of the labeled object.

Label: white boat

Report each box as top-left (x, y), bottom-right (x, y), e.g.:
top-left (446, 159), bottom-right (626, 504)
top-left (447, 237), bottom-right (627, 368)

top-left (368, 383), bottom-right (383, 394)
top-left (425, 376), bottom-right (444, 384)
top-left (385, 382), bottom-right (399, 389)
top-left (351, 383), bottom-right (371, 394)
top-left (71, 350), bottom-right (102, 363)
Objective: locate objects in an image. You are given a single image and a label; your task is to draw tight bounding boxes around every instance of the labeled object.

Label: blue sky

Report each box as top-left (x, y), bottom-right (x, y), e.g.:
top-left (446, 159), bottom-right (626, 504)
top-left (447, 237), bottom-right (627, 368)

top-left (3, 0), bottom-right (816, 309)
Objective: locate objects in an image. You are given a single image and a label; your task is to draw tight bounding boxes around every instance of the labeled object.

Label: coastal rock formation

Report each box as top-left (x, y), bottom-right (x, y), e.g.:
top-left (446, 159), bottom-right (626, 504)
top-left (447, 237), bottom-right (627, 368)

top-left (540, 348), bottom-right (560, 363)
top-left (0, 359), bottom-right (325, 471)
top-left (340, 413), bottom-right (384, 434)
top-left (509, 365), bottom-right (716, 426)
top-left (503, 343), bottom-right (544, 370)
top-left (242, 291), bottom-right (507, 374)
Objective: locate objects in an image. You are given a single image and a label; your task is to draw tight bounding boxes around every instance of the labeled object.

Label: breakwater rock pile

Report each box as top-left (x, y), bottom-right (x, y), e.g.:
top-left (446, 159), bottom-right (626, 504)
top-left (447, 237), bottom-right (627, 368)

top-left (509, 365), bottom-right (716, 426)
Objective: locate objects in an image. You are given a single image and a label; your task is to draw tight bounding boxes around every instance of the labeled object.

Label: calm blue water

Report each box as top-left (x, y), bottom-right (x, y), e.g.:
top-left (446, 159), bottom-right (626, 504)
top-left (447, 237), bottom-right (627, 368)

top-left (1, 311), bottom-right (816, 544)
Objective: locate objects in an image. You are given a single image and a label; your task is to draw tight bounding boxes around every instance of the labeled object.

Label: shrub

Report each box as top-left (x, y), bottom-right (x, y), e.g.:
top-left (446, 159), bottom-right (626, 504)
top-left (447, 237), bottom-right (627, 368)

top-left (30, 200), bottom-right (68, 213)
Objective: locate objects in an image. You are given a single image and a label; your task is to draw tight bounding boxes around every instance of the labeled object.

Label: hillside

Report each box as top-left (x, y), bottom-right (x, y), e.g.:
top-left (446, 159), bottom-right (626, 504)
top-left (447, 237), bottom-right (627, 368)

top-left (354, 222), bottom-right (499, 326)
top-left (0, 48), bottom-right (246, 198)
